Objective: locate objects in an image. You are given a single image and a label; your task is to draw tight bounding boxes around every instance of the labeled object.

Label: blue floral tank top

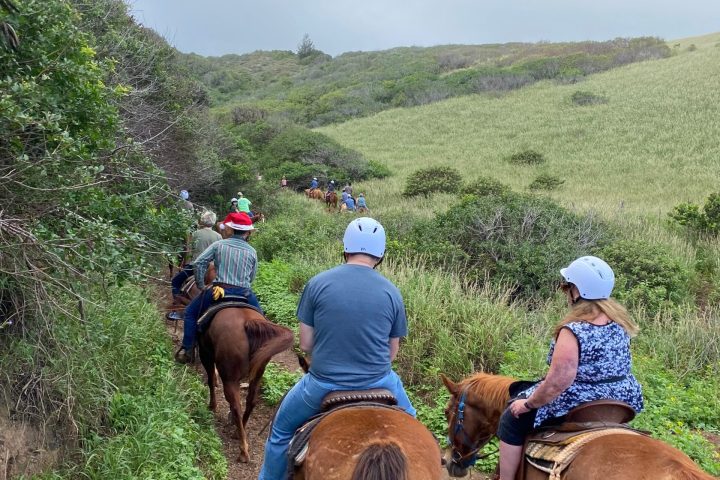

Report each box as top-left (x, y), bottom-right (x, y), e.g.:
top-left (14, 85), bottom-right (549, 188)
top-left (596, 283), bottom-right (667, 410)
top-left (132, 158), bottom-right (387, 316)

top-left (521, 321), bottom-right (644, 427)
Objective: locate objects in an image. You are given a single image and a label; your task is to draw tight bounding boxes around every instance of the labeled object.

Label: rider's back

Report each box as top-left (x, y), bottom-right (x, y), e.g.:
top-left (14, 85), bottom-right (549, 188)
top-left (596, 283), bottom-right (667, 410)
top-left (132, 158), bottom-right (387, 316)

top-left (298, 264), bottom-right (406, 387)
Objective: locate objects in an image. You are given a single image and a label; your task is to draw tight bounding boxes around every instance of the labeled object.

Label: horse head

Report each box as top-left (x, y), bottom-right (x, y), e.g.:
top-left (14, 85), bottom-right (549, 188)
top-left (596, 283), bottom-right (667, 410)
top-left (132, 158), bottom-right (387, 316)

top-left (441, 373), bottom-right (512, 477)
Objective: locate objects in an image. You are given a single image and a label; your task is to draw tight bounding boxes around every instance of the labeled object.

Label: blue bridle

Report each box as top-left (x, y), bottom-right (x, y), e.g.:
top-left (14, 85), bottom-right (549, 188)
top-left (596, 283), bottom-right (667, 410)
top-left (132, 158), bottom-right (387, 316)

top-left (448, 387), bottom-right (495, 470)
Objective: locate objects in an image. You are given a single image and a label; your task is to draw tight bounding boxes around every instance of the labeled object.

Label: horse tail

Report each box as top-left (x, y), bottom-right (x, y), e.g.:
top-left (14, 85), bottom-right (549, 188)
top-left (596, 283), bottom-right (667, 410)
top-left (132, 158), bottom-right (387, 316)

top-left (351, 442), bottom-right (407, 480)
top-left (245, 318), bottom-right (294, 380)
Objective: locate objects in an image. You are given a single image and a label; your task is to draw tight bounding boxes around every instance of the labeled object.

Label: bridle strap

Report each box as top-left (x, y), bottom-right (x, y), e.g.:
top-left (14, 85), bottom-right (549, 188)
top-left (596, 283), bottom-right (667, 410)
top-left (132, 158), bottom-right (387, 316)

top-left (449, 386), bottom-right (494, 468)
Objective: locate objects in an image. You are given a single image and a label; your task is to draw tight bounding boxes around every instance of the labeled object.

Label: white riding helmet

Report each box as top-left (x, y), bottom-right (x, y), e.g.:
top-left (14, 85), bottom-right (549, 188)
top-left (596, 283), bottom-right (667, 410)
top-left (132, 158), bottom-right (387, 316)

top-left (560, 256), bottom-right (615, 300)
top-left (180, 190), bottom-right (189, 200)
top-left (343, 217), bottom-right (386, 258)
top-left (230, 197), bottom-right (238, 203)
top-left (313, 177), bottom-right (317, 180)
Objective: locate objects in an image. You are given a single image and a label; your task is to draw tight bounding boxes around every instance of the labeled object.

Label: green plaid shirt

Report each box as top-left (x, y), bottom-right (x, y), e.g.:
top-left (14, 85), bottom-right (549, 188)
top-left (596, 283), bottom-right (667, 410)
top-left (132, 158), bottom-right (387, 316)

top-left (193, 234), bottom-right (257, 289)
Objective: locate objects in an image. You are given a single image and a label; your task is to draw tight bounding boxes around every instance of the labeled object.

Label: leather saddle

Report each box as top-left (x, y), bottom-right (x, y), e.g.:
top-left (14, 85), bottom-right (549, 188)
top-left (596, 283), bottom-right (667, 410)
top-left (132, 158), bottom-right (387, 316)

top-left (196, 296), bottom-right (262, 333)
top-left (521, 400), bottom-right (643, 479)
top-left (286, 389), bottom-right (399, 479)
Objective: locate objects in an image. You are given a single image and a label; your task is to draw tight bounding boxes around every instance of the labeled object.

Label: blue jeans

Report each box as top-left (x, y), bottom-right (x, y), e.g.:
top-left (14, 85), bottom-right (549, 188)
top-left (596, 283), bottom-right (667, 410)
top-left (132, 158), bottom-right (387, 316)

top-left (258, 370), bottom-right (416, 480)
top-left (181, 286), bottom-right (263, 350)
top-left (171, 264), bottom-right (194, 296)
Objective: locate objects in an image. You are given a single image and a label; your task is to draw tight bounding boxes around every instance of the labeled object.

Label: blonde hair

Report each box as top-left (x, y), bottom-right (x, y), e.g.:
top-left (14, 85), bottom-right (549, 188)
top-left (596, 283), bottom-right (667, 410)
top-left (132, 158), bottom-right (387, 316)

top-left (554, 298), bottom-right (639, 338)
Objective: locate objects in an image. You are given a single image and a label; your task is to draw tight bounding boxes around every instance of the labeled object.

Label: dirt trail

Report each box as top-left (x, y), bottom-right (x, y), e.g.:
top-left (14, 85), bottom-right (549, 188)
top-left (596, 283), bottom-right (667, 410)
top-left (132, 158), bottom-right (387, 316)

top-left (163, 301), bottom-right (487, 479)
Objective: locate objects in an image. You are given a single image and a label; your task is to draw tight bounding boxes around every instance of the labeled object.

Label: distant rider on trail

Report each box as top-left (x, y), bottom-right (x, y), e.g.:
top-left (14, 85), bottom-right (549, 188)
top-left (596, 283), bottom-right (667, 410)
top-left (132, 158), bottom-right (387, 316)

top-left (170, 211), bottom-right (222, 307)
top-left (258, 217), bottom-right (416, 479)
top-left (175, 212), bottom-right (263, 364)
top-left (310, 177), bottom-right (318, 190)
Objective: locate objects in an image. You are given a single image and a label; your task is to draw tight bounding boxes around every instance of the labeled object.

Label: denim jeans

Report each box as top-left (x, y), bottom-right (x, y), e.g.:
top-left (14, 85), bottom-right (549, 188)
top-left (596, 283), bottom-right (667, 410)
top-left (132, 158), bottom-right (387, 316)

top-left (258, 370), bottom-right (416, 480)
top-left (171, 264), bottom-right (194, 296)
top-left (181, 286), bottom-right (263, 350)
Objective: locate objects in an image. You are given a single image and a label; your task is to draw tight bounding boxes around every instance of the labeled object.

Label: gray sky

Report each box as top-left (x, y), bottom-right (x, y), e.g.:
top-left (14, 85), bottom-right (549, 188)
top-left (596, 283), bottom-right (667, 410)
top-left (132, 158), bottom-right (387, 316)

top-left (126, 0), bottom-right (720, 57)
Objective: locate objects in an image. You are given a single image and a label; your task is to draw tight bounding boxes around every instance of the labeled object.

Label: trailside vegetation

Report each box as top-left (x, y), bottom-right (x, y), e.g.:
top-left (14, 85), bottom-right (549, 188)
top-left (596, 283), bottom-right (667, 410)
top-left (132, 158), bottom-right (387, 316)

top-left (0, 0), bottom-right (226, 476)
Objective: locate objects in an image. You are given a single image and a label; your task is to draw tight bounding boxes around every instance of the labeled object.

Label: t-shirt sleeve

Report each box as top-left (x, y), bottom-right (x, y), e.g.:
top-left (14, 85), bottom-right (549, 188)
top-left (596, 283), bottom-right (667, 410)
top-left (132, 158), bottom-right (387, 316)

top-left (389, 287), bottom-right (408, 338)
top-left (296, 280), bottom-right (316, 327)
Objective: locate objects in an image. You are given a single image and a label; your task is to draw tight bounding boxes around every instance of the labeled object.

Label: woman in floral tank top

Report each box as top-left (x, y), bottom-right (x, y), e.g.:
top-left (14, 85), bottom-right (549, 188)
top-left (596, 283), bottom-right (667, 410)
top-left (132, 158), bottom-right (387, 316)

top-left (496, 256), bottom-right (644, 480)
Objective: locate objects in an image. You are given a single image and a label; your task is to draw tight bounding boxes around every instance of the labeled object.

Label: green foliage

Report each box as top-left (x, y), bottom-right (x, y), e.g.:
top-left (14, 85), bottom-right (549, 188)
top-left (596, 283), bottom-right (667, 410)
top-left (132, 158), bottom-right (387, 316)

top-left (509, 149), bottom-right (546, 165)
top-left (571, 90), bottom-right (609, 106)
top-left (262, 362), bottom-right (301, 406)
top-left (438, 193), bottom-right (610, 299)
top-left (597, 239), bottom-right (692, 314)
top-left (670, 192), bottom-right (720, 236)
top-left (462, 176), bottom-right (510, 197)
top-left (402, 166), bottom-right (462, 197)
top-left (13, 286), bottom-right (227, 479)
top-left (528, 173), bottom-right (565, 191)
top-left (198, 38), bottom-right (669, 126)
top-left (253, 260), bottom-right (302, 328)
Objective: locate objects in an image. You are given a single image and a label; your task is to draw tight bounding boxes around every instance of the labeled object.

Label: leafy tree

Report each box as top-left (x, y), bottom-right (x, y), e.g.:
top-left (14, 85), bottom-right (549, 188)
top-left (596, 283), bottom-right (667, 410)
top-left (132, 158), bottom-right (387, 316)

top-left (297, 33), bottom-right (317, 59)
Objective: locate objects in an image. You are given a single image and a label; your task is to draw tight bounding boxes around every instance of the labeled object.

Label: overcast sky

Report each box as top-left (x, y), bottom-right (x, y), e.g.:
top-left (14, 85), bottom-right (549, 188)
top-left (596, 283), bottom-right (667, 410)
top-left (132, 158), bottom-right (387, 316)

top-left (126, 0), bottom-right (720, 57)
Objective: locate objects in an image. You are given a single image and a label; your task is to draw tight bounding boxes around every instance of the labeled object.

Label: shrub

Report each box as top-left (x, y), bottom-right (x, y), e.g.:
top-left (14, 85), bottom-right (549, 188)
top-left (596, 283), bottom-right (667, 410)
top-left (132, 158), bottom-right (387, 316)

top-left (570, 90), bottom-right (609, 106)
top-left (438, 193), bottom-right (610, 299)
top-left (529, 173), bottom-right (565, 191)
top-left (597, 239), bottom-right (692, 315)
top-left (367, 160), bottom-right (392, 179)
top-left (462, 176), bottom-right (510, 197)
top-left (669, 192), bottom-right (720, 236)
top-left (687, 44), bottom-right (697, 52)
top-left (402, 166), bottom-right (462, 197)
top-left (509, 149), bottom-right (545, 165)
top-left (231, 105), bottom-right (268, 125)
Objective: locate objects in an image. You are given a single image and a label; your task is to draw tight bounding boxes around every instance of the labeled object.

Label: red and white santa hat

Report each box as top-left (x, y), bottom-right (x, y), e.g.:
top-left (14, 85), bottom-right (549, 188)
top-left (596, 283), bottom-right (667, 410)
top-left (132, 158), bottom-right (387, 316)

top-left (221, 212), bottom-right (256, 231)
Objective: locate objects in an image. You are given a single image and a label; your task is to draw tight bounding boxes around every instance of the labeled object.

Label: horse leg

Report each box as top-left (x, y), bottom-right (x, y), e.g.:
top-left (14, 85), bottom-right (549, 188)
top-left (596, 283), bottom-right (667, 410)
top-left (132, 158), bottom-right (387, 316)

top-left (242, 363), bottom-right (267, 426)
top-left (223, 380), bottom-right (250, 463)
top-left (199, 345), bottom-right (217, 411)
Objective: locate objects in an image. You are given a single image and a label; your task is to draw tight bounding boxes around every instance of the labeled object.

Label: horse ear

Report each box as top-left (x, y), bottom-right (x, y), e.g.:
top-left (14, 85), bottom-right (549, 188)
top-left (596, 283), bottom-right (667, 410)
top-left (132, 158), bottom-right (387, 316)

top-left (440, 373), bottom-right (458, 396)
top-left (297, 354), bottom-right (309, 373)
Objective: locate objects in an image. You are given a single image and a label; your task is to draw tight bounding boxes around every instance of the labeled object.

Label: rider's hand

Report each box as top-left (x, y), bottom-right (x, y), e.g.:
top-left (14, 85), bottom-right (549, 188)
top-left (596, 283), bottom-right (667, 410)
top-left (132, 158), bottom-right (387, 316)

top-left (212, 285), bottom-right (225, 301)
top-left (509, 399), bottom-right (531, 418)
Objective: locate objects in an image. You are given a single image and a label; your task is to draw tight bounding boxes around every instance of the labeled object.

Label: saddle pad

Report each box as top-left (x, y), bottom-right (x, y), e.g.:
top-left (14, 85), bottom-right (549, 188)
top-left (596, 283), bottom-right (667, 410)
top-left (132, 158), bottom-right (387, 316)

top-left (196, 298), bottom-right (263, 334)
top-left (287, 402), bottom-right (406, 479)
top-left (525, 428), bottom-right (641, 480)
top-left (321, 389), bottom-right (397, 412)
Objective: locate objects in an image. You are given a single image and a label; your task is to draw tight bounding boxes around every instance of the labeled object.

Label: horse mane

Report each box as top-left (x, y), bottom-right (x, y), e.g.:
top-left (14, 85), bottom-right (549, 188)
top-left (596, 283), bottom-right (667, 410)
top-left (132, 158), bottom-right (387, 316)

top-left (350, 442), bottom-right (407, 480)
top-left (460, 372), bottom-right (516, 410)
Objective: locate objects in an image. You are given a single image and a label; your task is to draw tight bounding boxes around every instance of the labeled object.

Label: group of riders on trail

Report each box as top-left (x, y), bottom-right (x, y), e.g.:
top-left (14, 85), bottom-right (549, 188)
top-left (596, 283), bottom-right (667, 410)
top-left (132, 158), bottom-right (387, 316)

top-left (168, 185), bottom-right (651, 480)
top-left (307, 177), bottom-right (369, 212)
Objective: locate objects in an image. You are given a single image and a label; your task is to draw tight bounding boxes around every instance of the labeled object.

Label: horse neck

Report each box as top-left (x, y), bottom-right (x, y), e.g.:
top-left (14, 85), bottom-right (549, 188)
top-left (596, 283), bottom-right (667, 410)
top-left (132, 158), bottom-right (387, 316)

top-left (464, 374), bottom-right (515, 430)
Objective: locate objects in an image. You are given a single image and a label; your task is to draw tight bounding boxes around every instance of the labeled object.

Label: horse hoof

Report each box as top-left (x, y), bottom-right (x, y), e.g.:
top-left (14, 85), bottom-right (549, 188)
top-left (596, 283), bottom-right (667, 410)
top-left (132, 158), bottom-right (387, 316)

top-left (238, 454), bottom-right (249, 463)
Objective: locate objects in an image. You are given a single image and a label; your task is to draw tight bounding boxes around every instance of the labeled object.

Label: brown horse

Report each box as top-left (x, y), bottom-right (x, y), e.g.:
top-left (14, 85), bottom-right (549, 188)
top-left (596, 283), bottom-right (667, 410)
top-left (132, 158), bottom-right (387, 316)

top-left (305, 188), bottom-right (324, 200)
top-left (293, 356), bottom-right (443, 480)
top-left (325, 191), bottom-right (337, 209)
top-left (198, 308), bottom-right (293, 462)
top-left (441, 372), bottom-right (714, 480)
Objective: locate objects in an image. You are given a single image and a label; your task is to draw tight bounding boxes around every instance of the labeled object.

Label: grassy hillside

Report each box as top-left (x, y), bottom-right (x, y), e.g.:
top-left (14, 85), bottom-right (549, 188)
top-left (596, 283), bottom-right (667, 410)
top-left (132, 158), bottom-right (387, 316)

top-left (182, 38), bottom-right (669, 126)
top-left (319, 34), bottom-right (720, 216)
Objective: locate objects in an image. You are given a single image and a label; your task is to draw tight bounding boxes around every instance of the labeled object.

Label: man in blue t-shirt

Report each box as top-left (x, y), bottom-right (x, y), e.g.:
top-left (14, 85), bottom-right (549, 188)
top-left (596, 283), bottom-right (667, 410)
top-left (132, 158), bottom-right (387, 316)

top-left (258, 217), bottom-right (415, 480)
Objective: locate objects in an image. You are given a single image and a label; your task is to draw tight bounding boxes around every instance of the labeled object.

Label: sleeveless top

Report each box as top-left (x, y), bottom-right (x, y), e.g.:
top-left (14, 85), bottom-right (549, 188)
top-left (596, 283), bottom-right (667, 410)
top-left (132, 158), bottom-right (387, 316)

top-left (521, 321), bottom-right (644, 427)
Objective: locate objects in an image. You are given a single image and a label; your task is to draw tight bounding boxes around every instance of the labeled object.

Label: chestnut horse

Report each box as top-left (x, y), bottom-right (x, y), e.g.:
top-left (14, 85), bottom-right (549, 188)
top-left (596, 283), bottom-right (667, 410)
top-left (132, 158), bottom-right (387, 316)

top-left (441, 372), bottom-right (714, 480)
top-left (199, 308), bottom-right (293, 462)
top-left (305, 188), bottom-right (323, 200)
top-left (293, 356), bottom-right (443, 480)
top-left (325, 191), bottom-right (338, 209)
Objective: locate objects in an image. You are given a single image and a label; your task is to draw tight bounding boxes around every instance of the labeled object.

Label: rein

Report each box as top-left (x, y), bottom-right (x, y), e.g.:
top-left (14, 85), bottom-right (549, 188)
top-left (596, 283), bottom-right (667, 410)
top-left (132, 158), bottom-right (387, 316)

top-left (448, 386), bottom-right (496, 469)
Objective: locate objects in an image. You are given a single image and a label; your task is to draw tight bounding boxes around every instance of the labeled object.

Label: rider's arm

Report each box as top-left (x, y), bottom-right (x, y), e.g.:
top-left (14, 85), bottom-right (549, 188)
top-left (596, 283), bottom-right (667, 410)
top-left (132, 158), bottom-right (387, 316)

top-left (193, 243), bottom-right (216, 290)
top-left (299, 323), bottom-right (314, 353)
top-left (526, 328), bottom-right (579, 408)
top-left (389, 337), bottom-right (400, 361)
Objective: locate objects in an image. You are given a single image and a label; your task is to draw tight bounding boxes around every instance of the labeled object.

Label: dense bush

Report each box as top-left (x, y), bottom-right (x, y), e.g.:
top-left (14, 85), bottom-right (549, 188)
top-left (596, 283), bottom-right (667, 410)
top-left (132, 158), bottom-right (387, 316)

top-left (597, 240), bottom-right (692, 315)
top-left (437, 193), bottom-right (610, 298)
top-left (669, 192), bottom-right (720, 236)
top-left (529, 173), bottom-right (565, 191)
top-left (509, 149), bottom-right (546, 165)
top-left (402, 166), bottom-right (463, 197)
top-left (462, 176), bottom-right (510, 197)
top-left (571, 90), bottom-right (609, 106)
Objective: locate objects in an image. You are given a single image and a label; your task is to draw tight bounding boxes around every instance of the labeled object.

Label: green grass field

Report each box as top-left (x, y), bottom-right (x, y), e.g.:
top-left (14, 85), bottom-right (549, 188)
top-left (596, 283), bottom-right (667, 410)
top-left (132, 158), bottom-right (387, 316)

top-left (319, 34), bottom-right (720, 217)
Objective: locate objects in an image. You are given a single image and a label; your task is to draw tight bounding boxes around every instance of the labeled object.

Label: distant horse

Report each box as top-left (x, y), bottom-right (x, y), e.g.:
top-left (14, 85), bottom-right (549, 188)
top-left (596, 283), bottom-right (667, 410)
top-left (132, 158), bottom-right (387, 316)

top-left (291, 356), bottom-right (443, 480)
top-left (305, 188), bottom-right (323, 200)
top-left (325, 191), bottom-right (337, 209)
top-left (199, 307), bottom-right (293, 462)
top-left (251, 211), bottom-right (265, 224)
top-left (441, 372), bottom-right (714, 479)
